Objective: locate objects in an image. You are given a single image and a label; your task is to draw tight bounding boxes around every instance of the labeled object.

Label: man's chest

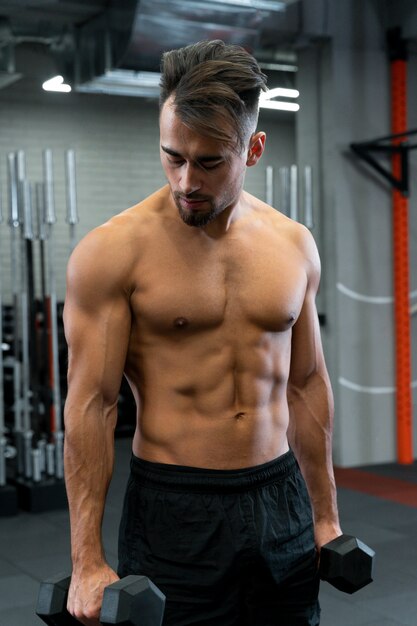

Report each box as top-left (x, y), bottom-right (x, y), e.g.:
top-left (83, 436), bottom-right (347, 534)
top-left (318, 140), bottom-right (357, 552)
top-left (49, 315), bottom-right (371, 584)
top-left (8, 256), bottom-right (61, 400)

top-left (130, 232), bottom-right (307, 334)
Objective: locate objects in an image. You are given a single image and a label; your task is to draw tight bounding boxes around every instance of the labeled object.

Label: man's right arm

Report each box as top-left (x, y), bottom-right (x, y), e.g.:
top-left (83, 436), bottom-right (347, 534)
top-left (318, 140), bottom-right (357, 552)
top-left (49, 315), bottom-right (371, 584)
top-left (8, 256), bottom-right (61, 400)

top-left (63, 227), bottom-right (132, 625)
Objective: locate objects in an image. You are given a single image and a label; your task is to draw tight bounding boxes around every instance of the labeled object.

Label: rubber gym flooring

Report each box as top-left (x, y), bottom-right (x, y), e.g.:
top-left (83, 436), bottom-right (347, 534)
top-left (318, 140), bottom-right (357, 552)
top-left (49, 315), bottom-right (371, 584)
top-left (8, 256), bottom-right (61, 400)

top-left (0, 437), bottom-right (416, 626)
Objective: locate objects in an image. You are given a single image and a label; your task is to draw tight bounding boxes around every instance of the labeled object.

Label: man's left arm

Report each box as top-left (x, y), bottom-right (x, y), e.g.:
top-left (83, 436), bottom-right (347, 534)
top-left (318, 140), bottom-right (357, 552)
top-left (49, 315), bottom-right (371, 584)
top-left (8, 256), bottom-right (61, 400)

top-left (287, 227), bottom-right (342, 550)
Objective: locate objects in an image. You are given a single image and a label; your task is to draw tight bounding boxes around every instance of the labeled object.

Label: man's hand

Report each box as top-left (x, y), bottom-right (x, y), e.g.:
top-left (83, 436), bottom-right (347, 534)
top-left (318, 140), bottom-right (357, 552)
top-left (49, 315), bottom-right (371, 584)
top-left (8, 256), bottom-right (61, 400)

top-left (314, 520), bottom-right (343, 553)
top-left (67, 564), bottom-right (120, 626)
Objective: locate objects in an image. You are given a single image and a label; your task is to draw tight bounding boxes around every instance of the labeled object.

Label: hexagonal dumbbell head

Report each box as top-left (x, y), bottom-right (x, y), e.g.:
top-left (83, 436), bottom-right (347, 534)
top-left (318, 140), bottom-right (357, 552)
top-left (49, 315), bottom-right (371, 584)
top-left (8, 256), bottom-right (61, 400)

top-left (320, 534), bottom-right (375, 594)
top-left (100, 575), bottom-right (166, 626)
top-left (36, 574), bottom-right (79, 625)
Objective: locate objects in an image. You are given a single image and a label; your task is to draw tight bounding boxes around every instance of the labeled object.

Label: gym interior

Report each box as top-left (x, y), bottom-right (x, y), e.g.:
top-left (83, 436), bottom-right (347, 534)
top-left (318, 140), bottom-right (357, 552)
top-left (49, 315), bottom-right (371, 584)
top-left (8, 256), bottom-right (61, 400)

top-left (0, 1), bottom-right (416, 625)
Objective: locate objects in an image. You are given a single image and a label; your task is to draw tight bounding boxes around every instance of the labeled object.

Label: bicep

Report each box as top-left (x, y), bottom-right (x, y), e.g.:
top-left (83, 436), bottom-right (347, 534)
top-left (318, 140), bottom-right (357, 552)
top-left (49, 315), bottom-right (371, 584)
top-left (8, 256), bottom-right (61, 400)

top-left (64, 298), bottom-right (131, 409)
top-left (63, 242), bottom-right (132, 412)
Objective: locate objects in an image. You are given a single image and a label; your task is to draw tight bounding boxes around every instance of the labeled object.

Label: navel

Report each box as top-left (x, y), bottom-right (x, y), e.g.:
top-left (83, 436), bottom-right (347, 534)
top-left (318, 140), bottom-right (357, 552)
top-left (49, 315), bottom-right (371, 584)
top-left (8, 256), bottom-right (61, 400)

top-left (234, 412), bottom-right (246, 421)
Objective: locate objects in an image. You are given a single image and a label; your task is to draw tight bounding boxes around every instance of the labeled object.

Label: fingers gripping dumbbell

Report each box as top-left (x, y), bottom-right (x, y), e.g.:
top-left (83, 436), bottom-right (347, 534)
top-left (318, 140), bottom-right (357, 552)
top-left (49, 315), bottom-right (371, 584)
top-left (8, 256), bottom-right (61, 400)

top-left (36, 573), bottom-right (165, 626)
top-left (319, 534), bottom-right (375, 594)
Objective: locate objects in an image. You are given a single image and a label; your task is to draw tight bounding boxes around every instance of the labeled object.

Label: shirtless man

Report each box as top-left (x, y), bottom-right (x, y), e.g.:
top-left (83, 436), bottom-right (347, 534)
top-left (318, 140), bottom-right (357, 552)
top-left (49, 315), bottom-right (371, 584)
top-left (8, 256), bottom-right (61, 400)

top-left (64, 40), bottom-right (341, 626)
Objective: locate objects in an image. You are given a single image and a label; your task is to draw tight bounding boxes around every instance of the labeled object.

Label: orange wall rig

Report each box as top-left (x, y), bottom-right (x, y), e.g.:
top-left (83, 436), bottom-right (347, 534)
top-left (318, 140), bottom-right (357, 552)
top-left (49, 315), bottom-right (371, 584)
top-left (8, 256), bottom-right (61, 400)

top-left (350, 28), bottom-right (415, 464)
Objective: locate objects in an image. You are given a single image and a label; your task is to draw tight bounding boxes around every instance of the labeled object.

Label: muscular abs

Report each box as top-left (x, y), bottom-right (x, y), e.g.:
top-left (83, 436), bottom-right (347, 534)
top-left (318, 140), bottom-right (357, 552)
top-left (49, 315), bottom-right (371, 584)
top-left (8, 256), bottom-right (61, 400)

top-left (124, 194), bottom-right (308, 469)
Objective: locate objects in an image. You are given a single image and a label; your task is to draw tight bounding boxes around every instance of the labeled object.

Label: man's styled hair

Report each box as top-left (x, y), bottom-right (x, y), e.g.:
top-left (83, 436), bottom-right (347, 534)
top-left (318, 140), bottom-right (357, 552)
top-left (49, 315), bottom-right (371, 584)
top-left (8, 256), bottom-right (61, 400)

top-left (160, 40), bottom-right (267, 152)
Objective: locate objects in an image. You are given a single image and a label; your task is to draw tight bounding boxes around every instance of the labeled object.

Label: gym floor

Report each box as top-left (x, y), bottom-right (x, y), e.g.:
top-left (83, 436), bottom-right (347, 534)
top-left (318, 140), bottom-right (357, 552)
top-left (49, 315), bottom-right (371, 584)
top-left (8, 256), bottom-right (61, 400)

top-left (0, 438), bottom-right (416, 626)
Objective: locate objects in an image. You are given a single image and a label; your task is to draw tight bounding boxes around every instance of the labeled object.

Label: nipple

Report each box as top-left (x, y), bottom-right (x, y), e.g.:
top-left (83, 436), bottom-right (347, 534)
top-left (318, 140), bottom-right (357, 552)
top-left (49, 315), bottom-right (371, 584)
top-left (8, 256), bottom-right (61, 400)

top-left (174, 316), bottom-right (189, 329)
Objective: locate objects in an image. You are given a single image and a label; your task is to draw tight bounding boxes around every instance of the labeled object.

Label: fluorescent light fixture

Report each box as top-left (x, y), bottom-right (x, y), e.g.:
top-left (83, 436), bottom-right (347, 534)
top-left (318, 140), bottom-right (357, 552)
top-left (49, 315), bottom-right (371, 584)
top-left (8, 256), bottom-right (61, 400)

top-left (262, 87), bottom-right (299, 99)
top-left (207, 0), bottom-right (287, 10)
top-left (259, 86), bottom-right (300, 111)
top-left (260, 100), bottom-right (300, 111)
top-left (42, 75), bottom-right (71, 93)
top-left (76, 70), bottom-right (161, 98)
top-left (259, 62), bottom-right (298, 72)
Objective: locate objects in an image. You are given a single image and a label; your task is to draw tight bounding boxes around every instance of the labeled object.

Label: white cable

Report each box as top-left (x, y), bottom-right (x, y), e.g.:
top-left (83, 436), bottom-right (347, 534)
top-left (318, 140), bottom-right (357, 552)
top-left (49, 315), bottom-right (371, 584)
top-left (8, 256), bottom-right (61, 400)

top-left (337, 282), bottom-right (417, 305)
top-left (339, 377), bottom-right (417, 394)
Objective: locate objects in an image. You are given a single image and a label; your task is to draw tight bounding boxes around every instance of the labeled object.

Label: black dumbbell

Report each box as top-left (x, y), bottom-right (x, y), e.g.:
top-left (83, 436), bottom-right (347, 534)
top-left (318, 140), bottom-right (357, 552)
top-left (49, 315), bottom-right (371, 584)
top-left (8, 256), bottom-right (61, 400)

top-left (319, 534), bottom-right (375, 594)
top-left (36, 573), bottom-right (166, 626)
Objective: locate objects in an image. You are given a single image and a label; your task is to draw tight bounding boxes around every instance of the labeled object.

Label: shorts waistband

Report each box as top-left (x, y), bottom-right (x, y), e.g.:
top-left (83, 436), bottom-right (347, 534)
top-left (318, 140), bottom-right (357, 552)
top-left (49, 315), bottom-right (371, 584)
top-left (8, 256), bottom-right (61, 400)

top-left (129, 449), bottom-right (297, 493)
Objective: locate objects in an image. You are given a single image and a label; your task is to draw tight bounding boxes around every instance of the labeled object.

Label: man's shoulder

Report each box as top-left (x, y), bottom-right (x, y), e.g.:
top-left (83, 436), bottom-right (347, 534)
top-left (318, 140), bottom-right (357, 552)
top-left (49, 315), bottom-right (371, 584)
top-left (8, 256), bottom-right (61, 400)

top-left (74, 187), bottom-right (168, 256)
top-left (67, 187), bottom-right (169, 290)
top-left (249, 194), bottom-right (312, 240)
top-left (248, 194), bottom-right (319, 270)
top-left (100, 186), bottom-right (168, 239)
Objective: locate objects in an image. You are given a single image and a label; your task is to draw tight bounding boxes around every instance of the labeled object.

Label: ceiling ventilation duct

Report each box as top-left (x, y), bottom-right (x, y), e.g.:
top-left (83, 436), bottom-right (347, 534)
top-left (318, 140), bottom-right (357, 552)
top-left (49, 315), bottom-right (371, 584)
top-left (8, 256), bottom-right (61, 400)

top-left (73, 0), bottom-right (300, 98)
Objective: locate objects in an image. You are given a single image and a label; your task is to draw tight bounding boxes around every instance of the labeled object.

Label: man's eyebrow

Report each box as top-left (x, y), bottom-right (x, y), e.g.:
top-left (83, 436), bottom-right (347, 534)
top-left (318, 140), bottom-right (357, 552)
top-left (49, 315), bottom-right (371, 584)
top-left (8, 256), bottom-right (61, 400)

top-left (161, 145), bottom-right (181, 157)
top-left (161, 145), bottom-right (223, 162)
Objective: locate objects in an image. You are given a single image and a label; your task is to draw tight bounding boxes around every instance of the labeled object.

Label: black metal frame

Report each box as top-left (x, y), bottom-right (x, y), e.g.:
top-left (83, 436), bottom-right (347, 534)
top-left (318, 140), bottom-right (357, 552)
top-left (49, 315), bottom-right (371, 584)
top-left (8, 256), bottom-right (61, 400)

top-left (350, 129), bottom-right (417, 197)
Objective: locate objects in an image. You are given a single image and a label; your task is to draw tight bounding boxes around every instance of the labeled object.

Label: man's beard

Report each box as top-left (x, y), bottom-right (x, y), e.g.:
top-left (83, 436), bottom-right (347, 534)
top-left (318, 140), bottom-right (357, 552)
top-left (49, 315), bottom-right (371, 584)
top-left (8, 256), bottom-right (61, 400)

top-left (173, 192), bottom-right (220, 228)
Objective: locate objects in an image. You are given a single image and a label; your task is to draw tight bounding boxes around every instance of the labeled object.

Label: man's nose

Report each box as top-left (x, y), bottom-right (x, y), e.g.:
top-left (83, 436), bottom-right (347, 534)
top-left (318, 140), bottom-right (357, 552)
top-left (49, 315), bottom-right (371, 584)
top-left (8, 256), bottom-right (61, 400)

top-left (179, 163), bottom-right (201, 195)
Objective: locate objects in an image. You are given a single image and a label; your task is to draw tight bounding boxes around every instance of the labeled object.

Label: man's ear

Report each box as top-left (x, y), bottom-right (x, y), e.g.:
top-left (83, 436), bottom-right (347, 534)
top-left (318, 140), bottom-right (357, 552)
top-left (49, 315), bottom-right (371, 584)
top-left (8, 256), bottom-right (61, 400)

top-left (246, 132), bottom-right (266, 166)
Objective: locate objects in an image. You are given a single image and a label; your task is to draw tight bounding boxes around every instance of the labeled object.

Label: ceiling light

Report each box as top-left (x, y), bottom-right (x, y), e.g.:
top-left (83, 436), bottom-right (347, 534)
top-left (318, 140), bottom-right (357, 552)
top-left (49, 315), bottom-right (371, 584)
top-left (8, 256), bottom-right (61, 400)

top-left (259, 100), bottom-right (300, 111)
top-left (262, 87), bottom-right (299, 99)
top-left (259, 62), bottom-right (298, 72)
top-left (259, 86), bottom-right (299, 111)
top-left (207, 0), bottom-right (287, 10)
top-left (76, 70), bottom-right (161, 98)
top-left (42, 75), bottom-right (71, 93)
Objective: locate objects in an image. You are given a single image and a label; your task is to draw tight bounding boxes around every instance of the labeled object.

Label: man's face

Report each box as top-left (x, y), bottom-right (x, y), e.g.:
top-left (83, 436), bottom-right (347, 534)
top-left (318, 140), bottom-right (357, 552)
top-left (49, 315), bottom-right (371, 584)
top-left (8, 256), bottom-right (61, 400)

top-left (159, 99), bottom-right (251, 228)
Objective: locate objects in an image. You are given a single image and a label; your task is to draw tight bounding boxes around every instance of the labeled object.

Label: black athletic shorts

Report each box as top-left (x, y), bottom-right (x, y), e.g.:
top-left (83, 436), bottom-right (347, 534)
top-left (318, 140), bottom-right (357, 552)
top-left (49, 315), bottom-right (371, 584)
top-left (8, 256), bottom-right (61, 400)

top-left (118, 449), bottom-right (320, 626)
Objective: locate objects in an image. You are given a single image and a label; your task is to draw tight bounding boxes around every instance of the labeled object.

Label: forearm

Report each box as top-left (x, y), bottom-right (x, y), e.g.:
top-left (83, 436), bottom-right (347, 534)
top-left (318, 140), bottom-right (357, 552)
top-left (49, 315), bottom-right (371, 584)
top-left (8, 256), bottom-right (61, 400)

top-left (64, 399), bottom-right (118, 573)
top-left (287, 372), bottom-right (340, 529)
